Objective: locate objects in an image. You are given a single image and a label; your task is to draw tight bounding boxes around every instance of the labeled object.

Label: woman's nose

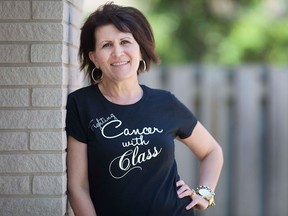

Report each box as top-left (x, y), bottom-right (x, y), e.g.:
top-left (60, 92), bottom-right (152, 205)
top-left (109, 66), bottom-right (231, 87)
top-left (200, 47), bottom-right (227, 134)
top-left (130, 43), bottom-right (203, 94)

top-left (111, 44), bottom-right (123, 57)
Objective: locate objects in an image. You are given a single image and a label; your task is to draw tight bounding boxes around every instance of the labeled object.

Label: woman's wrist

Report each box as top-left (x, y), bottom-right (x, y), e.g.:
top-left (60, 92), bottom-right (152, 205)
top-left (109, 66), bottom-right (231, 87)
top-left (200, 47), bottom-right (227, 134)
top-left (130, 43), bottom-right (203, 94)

top-left (194, 185), bottom-right (216, 207)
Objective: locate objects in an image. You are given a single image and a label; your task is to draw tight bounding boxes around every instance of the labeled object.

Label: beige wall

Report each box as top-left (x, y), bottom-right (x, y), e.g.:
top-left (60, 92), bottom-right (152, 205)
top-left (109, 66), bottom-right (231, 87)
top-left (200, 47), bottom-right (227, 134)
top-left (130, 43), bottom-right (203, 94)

top-left (0, 1), bottom-right (84, 215)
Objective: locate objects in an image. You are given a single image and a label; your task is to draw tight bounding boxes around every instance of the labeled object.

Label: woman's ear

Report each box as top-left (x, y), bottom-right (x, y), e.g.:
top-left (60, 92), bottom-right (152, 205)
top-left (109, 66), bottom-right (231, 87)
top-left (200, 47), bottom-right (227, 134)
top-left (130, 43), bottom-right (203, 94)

top-left (89, 51), bottom-right (99, 68)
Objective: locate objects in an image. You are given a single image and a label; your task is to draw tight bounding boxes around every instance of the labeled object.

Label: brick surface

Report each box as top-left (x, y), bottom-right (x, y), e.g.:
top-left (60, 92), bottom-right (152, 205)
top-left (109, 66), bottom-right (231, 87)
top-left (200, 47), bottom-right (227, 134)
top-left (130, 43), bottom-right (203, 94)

top-left (0, 153), bottom-right (65, 173)
top-left (31, 44), bottom-right (69, 64)
top-left (0, 1), bottom-right (85, 215)
top-left (33, 175), bottom-right (67, 194)
top-left (0, 176), bottom-right (30, 194)
top-left (63, 1), bottom-right (69, 23)
top-left (0, 88), bottom-right (29, 107)
top-left (67, 67), bottom-right (86, 88)
top-left (0, 132), bottom-right (29, 151)
top-left (68, 0), bottom-right (83, 10)
top-left (0, 110), bottom-right (65, 129)
top-left (0, 45), bottom-right (29, 63)
top-left (0, 23), bottom-right (64, 42)
top-left (32, 87), bottom-right (67, 107)
top-left (30, 131), bottom-right (67, 150)
top-left (0, 67), bottom-right (68, 85)
top-left (63, 22), bottom-right (70, 44)
top-left (0, 1), bottom-right (30, 20)
top-left (0, 197), bottom-right (67, 216)
top-left (69, 46), bottom-right (79, 66)
top-left (70, 26), bottom-right (81, 47)
top-left (32, 1), bottom-right (64, 20)
top-left (69, 3), bottom-right (83, 27)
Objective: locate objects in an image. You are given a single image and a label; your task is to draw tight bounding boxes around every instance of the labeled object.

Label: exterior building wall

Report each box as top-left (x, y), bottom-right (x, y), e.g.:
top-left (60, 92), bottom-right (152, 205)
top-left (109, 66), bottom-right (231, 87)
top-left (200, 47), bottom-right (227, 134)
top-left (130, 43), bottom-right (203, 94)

top-left (0, 1), bottom-right (84, 215)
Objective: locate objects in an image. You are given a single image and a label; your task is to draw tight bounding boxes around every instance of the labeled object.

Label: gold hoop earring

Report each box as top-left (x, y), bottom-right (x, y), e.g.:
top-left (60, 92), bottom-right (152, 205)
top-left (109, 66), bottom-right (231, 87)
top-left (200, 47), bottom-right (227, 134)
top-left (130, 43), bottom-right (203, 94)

top-left (141, 60), bottom-right (147, 71)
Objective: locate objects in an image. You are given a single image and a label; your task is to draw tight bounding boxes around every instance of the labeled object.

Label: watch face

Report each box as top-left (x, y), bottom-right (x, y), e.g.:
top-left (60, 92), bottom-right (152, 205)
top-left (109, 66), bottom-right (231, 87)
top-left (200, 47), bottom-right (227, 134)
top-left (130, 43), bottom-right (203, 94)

top-left (198, 188), bottom-right (211, 197)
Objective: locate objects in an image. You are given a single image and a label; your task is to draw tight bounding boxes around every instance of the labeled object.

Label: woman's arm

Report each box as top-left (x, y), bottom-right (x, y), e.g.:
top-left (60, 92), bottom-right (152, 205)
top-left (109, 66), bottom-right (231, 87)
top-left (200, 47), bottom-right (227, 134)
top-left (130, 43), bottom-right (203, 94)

top-left (177, 121), bottom-right (224, 210)
top-left (67, 136), bottom-right (97, 216)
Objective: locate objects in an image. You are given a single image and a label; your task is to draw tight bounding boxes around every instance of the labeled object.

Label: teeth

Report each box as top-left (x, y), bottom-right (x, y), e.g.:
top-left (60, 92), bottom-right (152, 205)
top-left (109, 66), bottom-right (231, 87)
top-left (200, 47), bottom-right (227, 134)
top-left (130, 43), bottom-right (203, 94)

top-left (111, 61), bottom-right (128, 66)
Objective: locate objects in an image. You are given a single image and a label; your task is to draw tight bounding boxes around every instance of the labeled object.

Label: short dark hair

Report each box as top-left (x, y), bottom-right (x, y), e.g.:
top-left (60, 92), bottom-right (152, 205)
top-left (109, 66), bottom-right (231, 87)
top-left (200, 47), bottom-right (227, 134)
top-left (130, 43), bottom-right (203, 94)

top-left (79, 2), bottom-right (160, 84)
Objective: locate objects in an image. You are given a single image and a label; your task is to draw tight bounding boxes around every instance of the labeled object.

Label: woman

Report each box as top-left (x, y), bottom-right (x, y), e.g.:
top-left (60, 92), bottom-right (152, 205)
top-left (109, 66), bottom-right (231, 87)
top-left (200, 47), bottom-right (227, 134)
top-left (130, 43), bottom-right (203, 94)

top-left (66, 3), bottom-right (223, 216)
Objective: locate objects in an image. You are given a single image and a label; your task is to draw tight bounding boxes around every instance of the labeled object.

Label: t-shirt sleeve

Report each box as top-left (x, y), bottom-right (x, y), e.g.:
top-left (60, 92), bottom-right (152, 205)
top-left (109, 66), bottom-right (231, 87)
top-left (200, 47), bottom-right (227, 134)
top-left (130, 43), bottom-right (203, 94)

top-left (171, 94), bottom-right (198, 139)
top-left (65, 94), bottom-right (88, 143)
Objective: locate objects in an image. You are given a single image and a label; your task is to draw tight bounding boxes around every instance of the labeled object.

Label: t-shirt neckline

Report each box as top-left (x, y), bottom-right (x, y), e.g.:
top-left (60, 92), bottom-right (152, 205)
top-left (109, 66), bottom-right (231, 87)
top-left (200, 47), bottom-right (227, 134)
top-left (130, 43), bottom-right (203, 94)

top-left (94, 84), bottom-right (148, 107)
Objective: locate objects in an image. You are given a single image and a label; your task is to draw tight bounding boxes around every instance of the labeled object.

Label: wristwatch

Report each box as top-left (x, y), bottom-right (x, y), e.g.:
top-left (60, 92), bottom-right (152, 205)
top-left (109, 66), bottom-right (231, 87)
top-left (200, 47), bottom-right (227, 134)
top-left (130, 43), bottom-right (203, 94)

top-left (195, 186), bottom-right (216, 207)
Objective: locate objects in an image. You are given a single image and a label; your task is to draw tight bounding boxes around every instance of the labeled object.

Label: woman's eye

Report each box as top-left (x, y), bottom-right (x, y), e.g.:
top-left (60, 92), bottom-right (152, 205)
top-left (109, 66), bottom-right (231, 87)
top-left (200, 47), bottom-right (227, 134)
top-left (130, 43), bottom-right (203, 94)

top-left (121, 40), bottom-right (130, 45)
top-left (102, 43), bottom-right (112, 48)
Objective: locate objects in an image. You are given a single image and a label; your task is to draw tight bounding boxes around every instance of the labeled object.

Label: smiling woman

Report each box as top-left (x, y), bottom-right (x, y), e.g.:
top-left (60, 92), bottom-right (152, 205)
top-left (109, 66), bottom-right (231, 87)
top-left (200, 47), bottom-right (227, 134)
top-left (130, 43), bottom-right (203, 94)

top-left (66, 3), bottom-right (223, 216)
top-left (79, 3), bottom-right (159, 84)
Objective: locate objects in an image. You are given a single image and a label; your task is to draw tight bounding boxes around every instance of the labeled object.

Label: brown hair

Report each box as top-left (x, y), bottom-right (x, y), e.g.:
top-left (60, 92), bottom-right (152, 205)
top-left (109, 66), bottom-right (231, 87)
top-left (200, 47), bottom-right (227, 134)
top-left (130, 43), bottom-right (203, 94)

top-left (79, 2), bottom-right (160, 84)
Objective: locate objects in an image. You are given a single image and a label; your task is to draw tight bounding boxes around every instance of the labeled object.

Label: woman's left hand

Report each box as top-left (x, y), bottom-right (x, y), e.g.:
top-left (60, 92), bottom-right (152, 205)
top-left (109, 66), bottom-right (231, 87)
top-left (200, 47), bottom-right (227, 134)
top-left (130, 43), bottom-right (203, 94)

top-left (176, 180), bottom-right (209, 211)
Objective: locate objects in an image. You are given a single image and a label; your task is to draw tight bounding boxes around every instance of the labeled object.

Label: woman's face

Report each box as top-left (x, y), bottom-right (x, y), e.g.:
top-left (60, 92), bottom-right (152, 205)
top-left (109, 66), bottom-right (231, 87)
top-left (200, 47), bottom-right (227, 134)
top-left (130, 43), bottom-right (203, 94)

top-left (91, 24), bottom-right (142, 82)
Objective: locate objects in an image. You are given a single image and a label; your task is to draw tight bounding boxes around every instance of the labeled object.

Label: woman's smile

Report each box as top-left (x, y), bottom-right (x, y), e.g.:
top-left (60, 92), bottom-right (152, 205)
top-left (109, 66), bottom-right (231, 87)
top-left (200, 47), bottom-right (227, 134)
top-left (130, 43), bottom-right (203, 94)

top-left (111, 61), bottom-right (130, 67)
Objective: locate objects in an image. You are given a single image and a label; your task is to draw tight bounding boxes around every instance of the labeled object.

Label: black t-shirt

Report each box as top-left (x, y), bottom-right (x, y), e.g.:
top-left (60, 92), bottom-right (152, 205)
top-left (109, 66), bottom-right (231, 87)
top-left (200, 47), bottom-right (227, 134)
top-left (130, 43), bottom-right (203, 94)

top-left (66, 84), bottom-right (198, 216)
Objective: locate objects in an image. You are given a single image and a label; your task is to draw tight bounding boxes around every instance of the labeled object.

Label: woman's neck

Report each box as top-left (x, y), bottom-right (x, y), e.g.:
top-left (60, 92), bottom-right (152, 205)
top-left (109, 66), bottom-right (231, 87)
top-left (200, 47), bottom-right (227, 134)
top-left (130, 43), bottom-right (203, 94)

top-left (98, 79), bottom-right (143, 105)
